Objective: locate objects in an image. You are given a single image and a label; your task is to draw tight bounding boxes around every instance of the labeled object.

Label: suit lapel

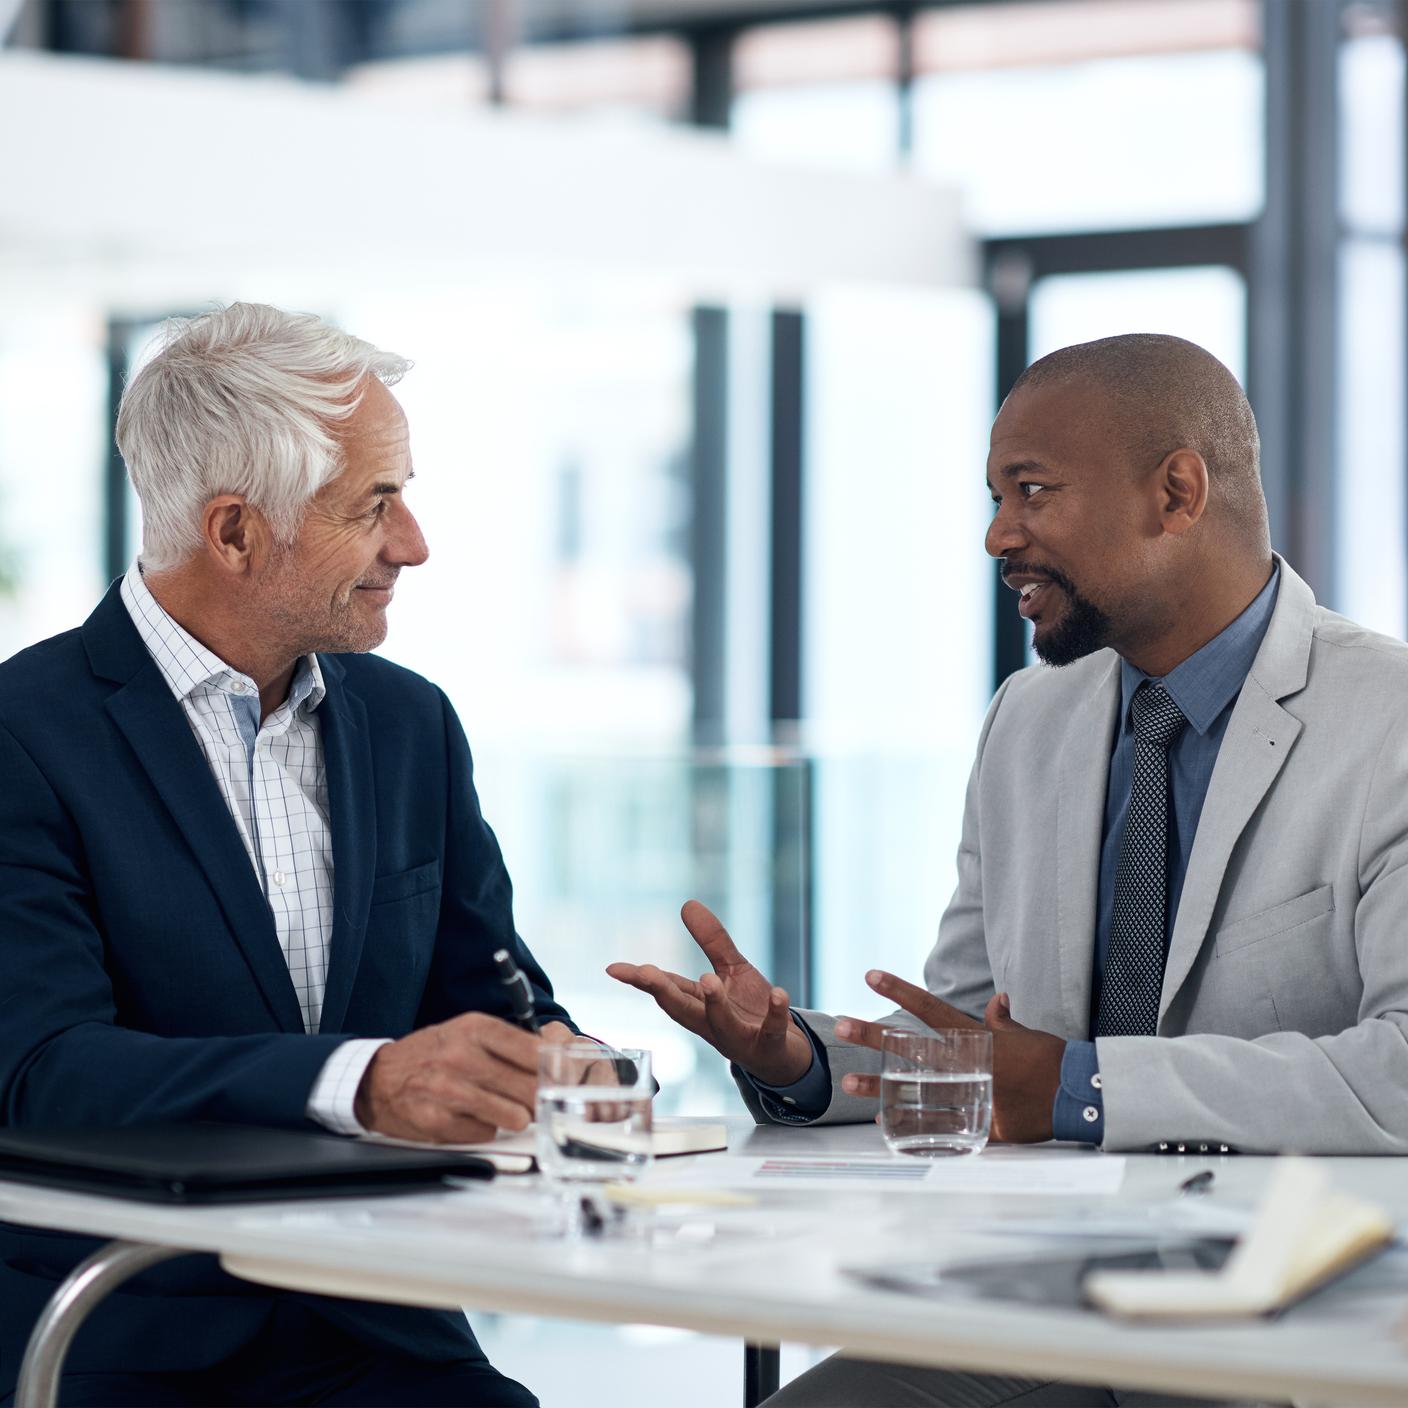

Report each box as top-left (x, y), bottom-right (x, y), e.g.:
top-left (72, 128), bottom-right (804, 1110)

top-left (315, 658), bottom-right (377, 1035)
top-left (1055, 653), bottom-right (1121, 1038)
top-left (1158, 557), bottom-right (1315, 1025)
top-left (1159, 689), bottom-right (1299, 1022)
top-left (104, 670), bottom-right (306, 1033)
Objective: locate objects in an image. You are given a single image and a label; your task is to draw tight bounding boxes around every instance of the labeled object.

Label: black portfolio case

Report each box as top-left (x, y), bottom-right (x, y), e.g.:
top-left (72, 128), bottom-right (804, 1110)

top-left (0, 1124), bottom-right (494, 1204)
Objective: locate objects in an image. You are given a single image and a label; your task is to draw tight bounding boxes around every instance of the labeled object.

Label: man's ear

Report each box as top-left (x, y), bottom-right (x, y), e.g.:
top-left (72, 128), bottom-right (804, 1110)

top-left (201, 495), bottom-right (269, 574)
top-left (1157, 448), bottom-right (1209, 537)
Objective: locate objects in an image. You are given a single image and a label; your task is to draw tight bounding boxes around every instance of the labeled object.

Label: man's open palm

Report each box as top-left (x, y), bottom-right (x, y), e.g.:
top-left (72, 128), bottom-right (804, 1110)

top-left (606, 900), bottom-right (813, 1087)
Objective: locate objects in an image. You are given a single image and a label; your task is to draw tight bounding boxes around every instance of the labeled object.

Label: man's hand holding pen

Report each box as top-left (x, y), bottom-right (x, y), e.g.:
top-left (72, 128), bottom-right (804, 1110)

top-left (354, 946), bottom-right (579, 1143)
top-left (354, 1012), bottom-right (576, 1143)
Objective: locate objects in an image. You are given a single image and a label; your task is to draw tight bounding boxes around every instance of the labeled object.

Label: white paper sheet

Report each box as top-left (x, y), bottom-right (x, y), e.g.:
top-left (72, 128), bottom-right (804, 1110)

top-left (644, 1152), bottom-right (1126, 1195)
top-left (958, 1200), bottom-right (1252, 1240)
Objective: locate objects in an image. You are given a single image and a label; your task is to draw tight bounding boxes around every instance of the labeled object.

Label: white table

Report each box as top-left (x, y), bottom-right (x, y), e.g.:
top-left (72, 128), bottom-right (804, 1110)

top-left (5, 1121), bottom-right (1408, 1408)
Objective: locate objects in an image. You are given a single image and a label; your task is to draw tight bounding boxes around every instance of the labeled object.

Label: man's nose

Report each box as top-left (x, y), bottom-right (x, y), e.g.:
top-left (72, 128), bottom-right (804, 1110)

top-left (985, 503), bottom-right (1026, 560)
top-left (389, 502), bottom-right (430, 568)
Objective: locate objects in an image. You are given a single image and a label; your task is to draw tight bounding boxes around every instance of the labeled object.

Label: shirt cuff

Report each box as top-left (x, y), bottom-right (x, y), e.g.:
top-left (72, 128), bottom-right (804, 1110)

top-left (1051, 1040), bottom-right (1105, 1144)
top-left (305, 1039), bottom-right (392, 1136)
top-left (740, 1016), bottom-right (832, 1123)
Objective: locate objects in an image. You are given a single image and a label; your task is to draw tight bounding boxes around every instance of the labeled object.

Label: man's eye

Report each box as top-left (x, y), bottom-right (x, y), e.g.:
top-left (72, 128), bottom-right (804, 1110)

top-left (1020, 482), bottom-right (1046, 499)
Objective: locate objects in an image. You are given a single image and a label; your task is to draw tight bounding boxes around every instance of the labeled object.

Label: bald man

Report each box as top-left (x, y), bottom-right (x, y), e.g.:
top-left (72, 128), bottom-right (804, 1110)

top-left (611, 334), bottom-right (1408, 1405)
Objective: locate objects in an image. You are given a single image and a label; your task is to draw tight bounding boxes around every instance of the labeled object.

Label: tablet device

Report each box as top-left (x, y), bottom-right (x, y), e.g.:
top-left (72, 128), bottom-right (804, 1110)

top-left (850, 1239), bottom-right (1236, 1309)
top-left (0, 1123), bottom-right (494, 1204)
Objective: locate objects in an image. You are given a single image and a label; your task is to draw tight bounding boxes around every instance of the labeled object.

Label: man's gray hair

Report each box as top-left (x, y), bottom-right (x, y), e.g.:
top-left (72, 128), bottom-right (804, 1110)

top-left (116, 303), bottom-right (410, 571)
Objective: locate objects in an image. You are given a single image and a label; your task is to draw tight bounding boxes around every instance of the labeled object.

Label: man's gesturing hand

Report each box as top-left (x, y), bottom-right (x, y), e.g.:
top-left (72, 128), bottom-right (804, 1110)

top-left (833, 971), bottom-right (1066, 1143)
top-left (355, 1012), bottom-right (572, 1143)
top-left (606, 900), bottom-right (813, 1087)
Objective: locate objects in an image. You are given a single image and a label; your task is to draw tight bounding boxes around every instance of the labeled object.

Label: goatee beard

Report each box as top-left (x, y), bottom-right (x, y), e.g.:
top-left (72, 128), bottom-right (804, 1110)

top-left (1032, 588), bottom-right (1112, 667)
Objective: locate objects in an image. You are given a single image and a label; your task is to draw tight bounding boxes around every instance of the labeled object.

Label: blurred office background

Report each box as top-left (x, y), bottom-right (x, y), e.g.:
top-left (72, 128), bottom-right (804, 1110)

top-left (0, 0), bottom-right (1402, 1400)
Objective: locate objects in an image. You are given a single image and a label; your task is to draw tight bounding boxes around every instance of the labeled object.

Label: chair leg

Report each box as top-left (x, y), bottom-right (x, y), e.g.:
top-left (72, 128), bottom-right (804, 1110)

top-left (744, 1341), bottom-right (781, 1407)
top-left (15, 1240), bottom-right (192, 1408)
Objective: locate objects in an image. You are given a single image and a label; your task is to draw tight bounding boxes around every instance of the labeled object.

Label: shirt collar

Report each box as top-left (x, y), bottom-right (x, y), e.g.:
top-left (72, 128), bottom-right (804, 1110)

top-left (1118, 565), bottom-right (1280, 737)
top-left (119, 561), bottom-right (325, 715)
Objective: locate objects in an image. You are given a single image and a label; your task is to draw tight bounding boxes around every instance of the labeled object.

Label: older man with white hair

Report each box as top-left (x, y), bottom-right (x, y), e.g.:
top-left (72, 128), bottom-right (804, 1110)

top-left (0, 304), bottom-right (570, 1406)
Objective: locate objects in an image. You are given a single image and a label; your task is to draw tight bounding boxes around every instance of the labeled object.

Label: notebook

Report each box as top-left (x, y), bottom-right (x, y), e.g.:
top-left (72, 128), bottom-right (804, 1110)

top-left (366, 1116), bottom-right (729, 1174)
top-left (0, 1123), bottom-right (494, 1204)
top-left (1085, 1158), bottom-right (1395, 1319)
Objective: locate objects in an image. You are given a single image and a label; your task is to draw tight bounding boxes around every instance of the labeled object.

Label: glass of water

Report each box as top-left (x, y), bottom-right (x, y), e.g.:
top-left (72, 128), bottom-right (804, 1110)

top-left (536, 1041), bottom-right (654, 1186)
top-left (880, 1027), bottom-right (992, 1157)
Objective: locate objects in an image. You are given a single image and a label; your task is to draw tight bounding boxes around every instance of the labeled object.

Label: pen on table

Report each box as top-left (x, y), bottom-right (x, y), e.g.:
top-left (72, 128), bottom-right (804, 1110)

top-left (492, 948), bottom-right (541, 1032)
top-left (579, 1195), bottom-right (606, 1237)
top-left (1178, 1170), bottom-right (1215, 1196)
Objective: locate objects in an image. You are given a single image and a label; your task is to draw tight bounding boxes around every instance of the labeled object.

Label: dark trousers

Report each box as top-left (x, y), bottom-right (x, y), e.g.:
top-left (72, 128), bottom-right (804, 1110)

top-left (1, 1303), bottom-right (537, 1408)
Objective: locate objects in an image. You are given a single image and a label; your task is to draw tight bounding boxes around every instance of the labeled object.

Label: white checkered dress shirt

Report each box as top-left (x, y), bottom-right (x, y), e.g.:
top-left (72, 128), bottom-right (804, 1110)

top-left (121, 564), bottom-right (387, 1134)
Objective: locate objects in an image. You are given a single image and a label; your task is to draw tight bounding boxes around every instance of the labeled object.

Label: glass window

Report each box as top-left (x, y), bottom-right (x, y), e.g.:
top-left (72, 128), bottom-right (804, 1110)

top-left (350, 284), bottom-right (692, 744)
top-left (732, 81), bottom-right (901, 172)
top-left (345, 35), bottom-right (689, 122)
top-left (343, 53), bottom-right (493, 110)
top-left (1339, 24), bottom-right (1405, 235)
top-left (803, 287), bottom-right (996, 1016)
top-left (1336, 14), bottom-right (1405, 639)
top-left (1336, 240), bottom-right (1407, 641)
top-left (911, 0), bottom-right (1263, 234)
top-left (735, 13), bottom-right (900, 87)
top-left (1028, 265), bottom-right (1247, 373)
top-left (731, 16), bottom-right (901, 172)
top-left (0, 309), bottom-right (107, 659)
top-left (502, 35), bottom-right (690, 120)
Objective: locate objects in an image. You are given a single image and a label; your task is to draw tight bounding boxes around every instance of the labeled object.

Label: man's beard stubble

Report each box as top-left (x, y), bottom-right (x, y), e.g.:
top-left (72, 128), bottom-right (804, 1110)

top-left (262, 552), bottom-right (389, 658)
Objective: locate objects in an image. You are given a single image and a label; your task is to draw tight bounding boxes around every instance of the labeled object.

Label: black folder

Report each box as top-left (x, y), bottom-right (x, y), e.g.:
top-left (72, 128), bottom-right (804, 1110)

top-left (0, 1124), bottom-right (494, 1204)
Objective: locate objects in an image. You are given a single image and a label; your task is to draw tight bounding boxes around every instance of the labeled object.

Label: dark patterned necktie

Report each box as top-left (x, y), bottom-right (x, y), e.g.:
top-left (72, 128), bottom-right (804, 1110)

top-left (1096, 683), bottom-right (1188, 1038)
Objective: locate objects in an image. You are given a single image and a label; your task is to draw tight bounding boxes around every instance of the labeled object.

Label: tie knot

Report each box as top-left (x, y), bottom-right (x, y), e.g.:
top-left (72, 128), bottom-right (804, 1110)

top-left (1131, 684), bottom-right (1187, 749)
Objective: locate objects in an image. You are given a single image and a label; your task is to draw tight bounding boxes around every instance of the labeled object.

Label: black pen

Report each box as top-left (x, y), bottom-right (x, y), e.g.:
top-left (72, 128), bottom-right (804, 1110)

top-left (492, 948), bottom-right (541, 1032)
top-left (1178, 1169), bottom-right (1215, 1195)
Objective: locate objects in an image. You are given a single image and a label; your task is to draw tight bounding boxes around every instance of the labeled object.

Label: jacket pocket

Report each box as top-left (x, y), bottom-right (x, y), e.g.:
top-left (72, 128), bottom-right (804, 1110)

top-left (1213, 883), bottom-right (1334, 956)
top-left (369, 859), bottom-right (440, 908)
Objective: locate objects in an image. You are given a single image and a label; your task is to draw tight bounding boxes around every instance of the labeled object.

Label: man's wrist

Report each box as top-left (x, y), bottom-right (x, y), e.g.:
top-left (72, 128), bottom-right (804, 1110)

top-left (748, 1025), bottom-right (816, 1088)
top-left (1051, 1040), bottom-right (1104, 1144)
top-left (352, 1051), bottom-right (379, 1129)
top-left (307, 1038), bottom-right (391, 1136)
top-left (742, 1015), bottom-right (831, 1123)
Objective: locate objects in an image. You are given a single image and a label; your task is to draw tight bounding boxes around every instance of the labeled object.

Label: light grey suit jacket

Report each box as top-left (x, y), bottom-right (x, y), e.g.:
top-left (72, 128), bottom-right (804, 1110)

top-left (738, 558), bottom-right (1408, 1153)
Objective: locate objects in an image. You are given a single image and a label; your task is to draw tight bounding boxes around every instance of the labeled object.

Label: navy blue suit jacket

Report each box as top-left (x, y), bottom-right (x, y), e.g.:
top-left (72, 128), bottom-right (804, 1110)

top-left (0, 582), bottom-right (572, 1393)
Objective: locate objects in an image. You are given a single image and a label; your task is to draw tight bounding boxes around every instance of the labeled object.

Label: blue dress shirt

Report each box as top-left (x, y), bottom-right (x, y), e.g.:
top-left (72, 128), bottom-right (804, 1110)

top-left (743, 1017), bottom-right (834, 1122)
top-left (751, 566), bottom-right (1280, 1136)
top-left (1052, 565), bottom-right (1280, 1142)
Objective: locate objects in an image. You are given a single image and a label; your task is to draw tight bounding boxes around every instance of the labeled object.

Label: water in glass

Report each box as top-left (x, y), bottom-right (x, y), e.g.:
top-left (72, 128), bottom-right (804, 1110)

top-left (537, 1087), bottom-right (653, 1182)
top-left (880, 1028), bottom-right (992, 1157)
top-left (881, 1069), bottom-right (993, 1156)
top-left (536, 1043), bottom-right (653, 1184)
